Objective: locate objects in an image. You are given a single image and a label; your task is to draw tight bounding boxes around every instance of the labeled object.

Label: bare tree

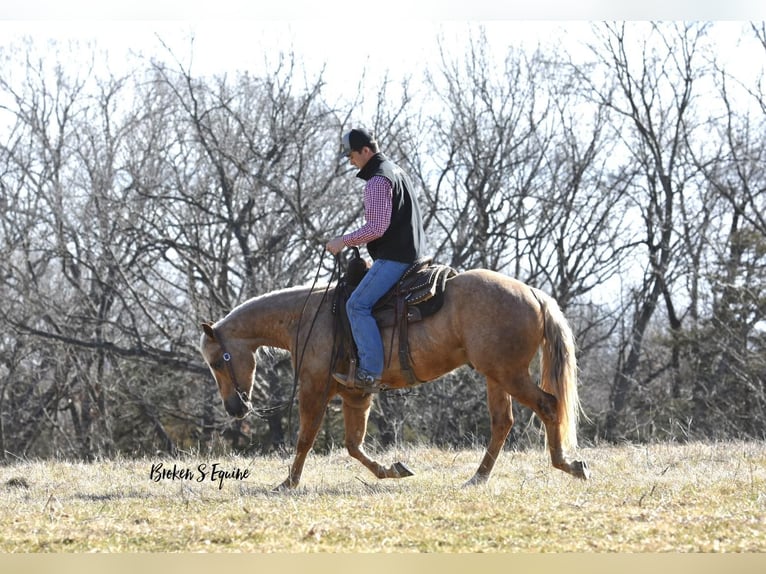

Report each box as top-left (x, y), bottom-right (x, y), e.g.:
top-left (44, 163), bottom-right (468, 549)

top-left (577, 22), bottom-right (714, 439)
top-left (683, 22), bottom-right (766, 435)
top-left (3, 23), bottom-right (765, 458)
top-left (0, 38), bottom-right (357, 457)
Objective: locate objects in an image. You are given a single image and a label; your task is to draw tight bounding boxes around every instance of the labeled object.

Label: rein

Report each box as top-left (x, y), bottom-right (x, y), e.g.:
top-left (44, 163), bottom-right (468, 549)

top-left (285, 249), bottom-right (340, 441)
top-left (219, 249), bottom-right (339, 431)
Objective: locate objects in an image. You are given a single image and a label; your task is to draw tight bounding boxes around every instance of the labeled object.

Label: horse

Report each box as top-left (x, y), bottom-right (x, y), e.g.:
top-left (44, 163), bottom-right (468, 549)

top-left (199, 267), bottom-right (590, 490)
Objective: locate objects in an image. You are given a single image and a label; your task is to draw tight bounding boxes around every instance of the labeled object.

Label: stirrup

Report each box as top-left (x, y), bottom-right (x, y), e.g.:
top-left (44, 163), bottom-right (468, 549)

top-left (332, 370), bottom-right (383, 393)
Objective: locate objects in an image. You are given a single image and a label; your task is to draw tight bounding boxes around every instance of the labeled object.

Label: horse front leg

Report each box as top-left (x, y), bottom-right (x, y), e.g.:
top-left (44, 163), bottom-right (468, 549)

top-left (274, 381), bottom-right (332, 491)
top-left (341, 391), bottom-right (414, 481)
top-left (465, 379), bottom-right (513, 486)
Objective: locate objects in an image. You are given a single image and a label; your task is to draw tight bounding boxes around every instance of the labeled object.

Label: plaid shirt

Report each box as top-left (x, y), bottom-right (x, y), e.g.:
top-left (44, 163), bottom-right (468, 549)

top-left (342, 176), bottom-right (392, 247)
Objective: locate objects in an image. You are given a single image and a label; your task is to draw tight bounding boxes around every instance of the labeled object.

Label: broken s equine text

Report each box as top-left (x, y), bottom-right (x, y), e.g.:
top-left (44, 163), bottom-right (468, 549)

top-left (149, 462), bottom-right (250, 489)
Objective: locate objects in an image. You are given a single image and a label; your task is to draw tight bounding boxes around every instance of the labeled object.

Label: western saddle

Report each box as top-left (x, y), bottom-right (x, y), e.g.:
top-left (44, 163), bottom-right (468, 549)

top-left (331, 248), bottom-right (457, 387)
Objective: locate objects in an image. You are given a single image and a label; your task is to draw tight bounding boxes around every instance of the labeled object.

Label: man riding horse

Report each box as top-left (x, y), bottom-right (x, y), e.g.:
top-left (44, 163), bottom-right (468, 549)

top-left (200, 128), bottom-right (589, 489)
top-left (325, 128), bottom-right (426, 393)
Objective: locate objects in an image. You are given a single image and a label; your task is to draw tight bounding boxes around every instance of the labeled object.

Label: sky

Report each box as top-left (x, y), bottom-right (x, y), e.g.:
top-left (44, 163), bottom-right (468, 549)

top-left (3, 1), bottom-right (766, 66)
top-left (0, 1), bottom-right (764, 134)
top-left (1, 3), bottom-right (764, 179)
top-left (2, 1), bottom-right (765, 118)
top-left (2, 0), bottom-right (765, 20)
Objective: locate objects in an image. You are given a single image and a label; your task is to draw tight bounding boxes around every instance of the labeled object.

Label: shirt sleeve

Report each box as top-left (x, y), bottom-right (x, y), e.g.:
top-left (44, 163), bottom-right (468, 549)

top-left (342, 176), bottom-right (392, 246)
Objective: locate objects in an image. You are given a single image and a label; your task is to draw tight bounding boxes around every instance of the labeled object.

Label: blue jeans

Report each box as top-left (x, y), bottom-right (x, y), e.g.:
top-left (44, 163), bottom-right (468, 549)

top-left (346, 258), bottom-right (410, 378)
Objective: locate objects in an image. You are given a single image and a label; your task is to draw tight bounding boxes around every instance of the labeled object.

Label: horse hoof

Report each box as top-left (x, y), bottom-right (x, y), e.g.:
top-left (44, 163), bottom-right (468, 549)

top-left (393, 461), bottom-right (414, 478)
top-left (462, 474), bottom-right (488, 488)
top-left (573, 460), bottom-right (591, 480)
top-left (272, 478), bottom-right (298, 492)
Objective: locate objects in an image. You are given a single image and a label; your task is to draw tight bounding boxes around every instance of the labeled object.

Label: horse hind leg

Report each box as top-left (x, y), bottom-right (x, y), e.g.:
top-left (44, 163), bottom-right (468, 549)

top-left (342, 393), bottom-right (414, 481)
top-left (465, 379), bottom-right (514, 487)
top-left (511, 374), bottom-right (590, 480)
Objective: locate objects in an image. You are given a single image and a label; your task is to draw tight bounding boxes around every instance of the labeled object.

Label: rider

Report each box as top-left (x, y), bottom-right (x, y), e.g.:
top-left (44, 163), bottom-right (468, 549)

top-left (326, 128), bottom-right (426, 393)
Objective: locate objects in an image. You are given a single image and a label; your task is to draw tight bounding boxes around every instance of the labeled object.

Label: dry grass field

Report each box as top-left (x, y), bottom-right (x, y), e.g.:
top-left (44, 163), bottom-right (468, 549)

top-left (1, 441), bottom-right (765, 553)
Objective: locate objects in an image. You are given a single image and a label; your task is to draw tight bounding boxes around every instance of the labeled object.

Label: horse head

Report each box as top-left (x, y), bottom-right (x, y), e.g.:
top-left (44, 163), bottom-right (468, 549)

top-left (199, 322), bottom-right (255, 419)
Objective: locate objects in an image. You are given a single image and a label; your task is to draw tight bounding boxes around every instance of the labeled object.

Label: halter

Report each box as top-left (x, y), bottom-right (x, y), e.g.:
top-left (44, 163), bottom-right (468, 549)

top-left (212, 326), bottom-right (251, 408)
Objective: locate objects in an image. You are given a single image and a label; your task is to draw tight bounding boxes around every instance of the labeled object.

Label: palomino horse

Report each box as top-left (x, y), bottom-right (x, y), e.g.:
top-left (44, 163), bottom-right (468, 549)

top-left (199, 268), bottom-right (590, 489)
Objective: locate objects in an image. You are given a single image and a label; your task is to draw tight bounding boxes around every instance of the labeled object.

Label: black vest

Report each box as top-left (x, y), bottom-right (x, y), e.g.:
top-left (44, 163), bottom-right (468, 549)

top-left (357, 153), bottom-right (425, 263)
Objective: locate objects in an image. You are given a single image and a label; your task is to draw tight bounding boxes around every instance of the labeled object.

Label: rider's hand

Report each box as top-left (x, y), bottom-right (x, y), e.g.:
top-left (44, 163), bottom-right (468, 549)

top-left (326, 236), bottom-right (346, 255)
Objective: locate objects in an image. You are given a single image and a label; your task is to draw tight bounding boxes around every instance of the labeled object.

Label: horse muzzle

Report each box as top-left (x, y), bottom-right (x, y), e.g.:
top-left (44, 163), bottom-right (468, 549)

top-left (224, 394), bottom-right (252, 419)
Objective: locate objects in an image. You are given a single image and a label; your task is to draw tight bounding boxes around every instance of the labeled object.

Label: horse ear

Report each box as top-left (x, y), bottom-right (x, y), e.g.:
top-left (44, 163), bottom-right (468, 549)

top-left (201, 322), bottom-right (216, 340)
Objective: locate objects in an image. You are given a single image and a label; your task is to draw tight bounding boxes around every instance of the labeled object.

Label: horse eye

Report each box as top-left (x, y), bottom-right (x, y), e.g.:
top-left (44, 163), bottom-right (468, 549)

top-left (209, 350), bottom-right (233, 372)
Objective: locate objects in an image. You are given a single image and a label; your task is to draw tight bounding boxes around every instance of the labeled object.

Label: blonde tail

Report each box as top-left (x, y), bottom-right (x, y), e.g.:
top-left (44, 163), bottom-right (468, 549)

top-left (536, 289), bottom-right (581, 451)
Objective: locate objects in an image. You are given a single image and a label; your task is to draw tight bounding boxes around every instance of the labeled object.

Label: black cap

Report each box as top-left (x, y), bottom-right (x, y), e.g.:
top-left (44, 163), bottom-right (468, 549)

top-left (339, 128), bottom-right (374, 160)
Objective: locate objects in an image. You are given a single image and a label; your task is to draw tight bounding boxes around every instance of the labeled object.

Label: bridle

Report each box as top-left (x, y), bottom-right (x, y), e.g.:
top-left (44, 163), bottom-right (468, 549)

top-left (204, 248), bottom-right (340, 429)
top-left (211, 326), bottom-right (252, 409)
